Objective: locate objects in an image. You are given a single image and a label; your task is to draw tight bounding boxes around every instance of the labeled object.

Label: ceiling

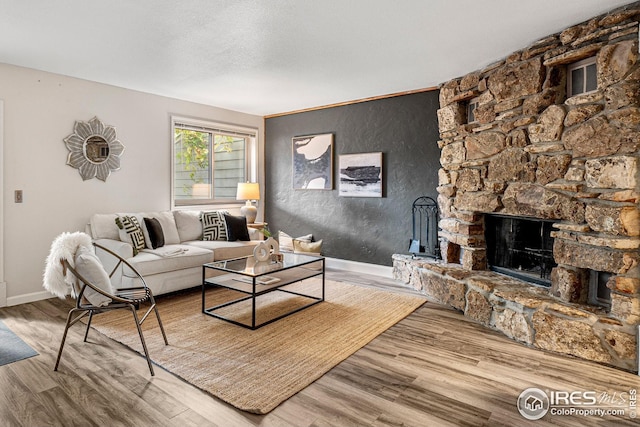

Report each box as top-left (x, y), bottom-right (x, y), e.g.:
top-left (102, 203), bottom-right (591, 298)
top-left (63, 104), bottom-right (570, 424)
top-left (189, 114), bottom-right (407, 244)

top-left (0, 0), bottom-right (636, 116)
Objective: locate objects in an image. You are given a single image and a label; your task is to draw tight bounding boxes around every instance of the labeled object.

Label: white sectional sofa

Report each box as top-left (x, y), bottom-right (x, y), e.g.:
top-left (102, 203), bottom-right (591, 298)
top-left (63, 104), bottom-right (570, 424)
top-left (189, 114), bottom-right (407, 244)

top-left (86, 210), bottom-right (261, 296)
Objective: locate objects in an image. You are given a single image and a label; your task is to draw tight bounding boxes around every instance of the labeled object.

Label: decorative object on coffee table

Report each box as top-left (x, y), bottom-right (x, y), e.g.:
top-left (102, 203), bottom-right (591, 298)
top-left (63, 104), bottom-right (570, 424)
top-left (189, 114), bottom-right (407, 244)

top-left (63, 116), bottom-right (125, 181)
top-left (236, 182), bottom-right (260, 223)
top-left (264, 236), bottom-right (280, 255)
top-left (252, 236), bottom-right (280, 262)
top-left (253, 241), bottom-right (270, 262)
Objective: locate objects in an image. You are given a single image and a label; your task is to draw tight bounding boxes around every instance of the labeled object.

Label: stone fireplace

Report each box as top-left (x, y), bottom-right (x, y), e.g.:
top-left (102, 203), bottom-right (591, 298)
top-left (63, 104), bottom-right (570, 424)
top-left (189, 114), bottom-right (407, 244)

top-left (393, 2), bottom-right (640, 371)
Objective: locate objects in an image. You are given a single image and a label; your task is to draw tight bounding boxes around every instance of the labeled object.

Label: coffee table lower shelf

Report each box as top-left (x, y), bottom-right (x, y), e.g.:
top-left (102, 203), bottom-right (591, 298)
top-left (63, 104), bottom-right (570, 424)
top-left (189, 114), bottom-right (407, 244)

top-left (203, 288), bottom-right (323, 330)
top-left (202, 257), bottom-right (325, 330)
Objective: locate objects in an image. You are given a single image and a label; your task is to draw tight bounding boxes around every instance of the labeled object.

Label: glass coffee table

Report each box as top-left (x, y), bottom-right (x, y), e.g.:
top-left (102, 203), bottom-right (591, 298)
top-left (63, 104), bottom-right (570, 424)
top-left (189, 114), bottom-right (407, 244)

top-left (202, 252), bottom-right (325, 329)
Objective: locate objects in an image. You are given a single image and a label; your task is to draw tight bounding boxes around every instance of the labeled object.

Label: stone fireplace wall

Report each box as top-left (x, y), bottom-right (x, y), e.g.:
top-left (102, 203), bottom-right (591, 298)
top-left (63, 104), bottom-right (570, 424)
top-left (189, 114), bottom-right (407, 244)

top-left (394, 2), bottom-right (640, 371)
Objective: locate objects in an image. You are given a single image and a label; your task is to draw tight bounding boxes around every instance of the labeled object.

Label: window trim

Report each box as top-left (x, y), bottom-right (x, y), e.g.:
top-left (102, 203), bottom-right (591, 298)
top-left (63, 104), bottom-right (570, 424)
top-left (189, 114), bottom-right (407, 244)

top-left (467, 96), bottom-right (481, 124)
top-left (567, 56), bottom-right (597, 98)
top-left (170, 115), bottom-right (258, 208)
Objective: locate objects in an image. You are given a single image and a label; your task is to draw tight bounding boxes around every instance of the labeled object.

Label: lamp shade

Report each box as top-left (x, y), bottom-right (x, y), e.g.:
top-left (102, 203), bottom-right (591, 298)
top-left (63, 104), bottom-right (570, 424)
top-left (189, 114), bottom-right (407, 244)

top-left (236, 182), bottom-right (260, 201)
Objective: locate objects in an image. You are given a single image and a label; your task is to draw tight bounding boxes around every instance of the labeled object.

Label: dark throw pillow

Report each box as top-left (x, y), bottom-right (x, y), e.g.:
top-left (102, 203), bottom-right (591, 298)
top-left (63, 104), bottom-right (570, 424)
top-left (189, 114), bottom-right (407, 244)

top-left (144, 217), bottom-right (165, 249)
top-left (223, 214), bottom-right (250, 241)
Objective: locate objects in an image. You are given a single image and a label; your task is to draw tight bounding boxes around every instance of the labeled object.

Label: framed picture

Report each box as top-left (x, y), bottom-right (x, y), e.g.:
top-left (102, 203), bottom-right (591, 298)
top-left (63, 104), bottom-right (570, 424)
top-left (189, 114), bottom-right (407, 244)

top-left (339, 152), bottom-right (383, 197)
top-left (292, 133), bottom-right (333, 190)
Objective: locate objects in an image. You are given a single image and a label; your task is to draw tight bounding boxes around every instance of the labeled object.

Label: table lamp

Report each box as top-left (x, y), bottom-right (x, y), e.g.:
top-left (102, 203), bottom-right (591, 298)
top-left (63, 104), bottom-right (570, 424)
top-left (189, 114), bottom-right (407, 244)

top-left (236, 182), bottom-right (260, 223)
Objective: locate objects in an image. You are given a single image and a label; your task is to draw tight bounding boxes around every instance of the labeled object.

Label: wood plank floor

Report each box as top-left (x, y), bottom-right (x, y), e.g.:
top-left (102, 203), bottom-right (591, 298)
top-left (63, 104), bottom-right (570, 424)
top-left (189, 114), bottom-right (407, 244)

top-left (0, 269), bottom-right (638, 426)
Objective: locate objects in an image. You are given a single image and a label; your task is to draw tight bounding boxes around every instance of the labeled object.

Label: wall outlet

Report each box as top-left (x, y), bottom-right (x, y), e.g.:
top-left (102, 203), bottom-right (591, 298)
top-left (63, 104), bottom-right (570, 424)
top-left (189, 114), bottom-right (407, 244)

top-left (14, 190), bottom-right (23, 203)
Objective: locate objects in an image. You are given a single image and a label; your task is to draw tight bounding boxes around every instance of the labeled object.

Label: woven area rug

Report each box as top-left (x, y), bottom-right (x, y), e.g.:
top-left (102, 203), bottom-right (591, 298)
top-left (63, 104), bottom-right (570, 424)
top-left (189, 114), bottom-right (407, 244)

top-left (89, 279), bottom-right (426, 414)
top-left (0, 319), bottom-right (38, 366)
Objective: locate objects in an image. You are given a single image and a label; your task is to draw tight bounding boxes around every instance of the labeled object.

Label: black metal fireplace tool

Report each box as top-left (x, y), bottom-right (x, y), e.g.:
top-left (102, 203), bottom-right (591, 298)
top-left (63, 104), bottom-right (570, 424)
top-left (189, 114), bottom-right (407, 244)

top-left (409, 196), bottom-right (440, 259)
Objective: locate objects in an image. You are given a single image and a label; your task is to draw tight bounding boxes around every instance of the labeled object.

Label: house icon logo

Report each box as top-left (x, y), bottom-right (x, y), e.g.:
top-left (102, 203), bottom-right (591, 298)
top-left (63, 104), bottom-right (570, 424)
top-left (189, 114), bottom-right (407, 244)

top-left (518, 388), bottom-right (550, 420)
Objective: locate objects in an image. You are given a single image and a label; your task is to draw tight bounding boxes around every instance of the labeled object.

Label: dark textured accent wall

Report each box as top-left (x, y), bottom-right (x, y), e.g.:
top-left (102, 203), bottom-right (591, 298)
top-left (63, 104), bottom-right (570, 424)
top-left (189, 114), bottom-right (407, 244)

top-left (264, 90), bottom-right (441, 266)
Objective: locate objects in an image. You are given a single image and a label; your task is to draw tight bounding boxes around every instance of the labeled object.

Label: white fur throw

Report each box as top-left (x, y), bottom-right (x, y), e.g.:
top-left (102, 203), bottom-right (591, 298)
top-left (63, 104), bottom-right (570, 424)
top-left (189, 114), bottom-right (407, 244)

top-left (43, 231), bottom-right (93, 298)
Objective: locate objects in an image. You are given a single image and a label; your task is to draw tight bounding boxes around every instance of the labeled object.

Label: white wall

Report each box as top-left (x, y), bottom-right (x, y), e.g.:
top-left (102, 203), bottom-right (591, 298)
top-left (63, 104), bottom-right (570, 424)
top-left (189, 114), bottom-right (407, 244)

top-left (0, 63), bottom-right (264, 306)
top-left (0, 99), bottom-right (5, 307)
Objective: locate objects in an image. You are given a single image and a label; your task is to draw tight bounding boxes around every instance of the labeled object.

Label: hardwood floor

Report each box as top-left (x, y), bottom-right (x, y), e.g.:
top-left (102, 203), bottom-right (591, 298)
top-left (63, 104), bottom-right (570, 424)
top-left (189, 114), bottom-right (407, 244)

top-left (1, 269), bottom-right (638, 426)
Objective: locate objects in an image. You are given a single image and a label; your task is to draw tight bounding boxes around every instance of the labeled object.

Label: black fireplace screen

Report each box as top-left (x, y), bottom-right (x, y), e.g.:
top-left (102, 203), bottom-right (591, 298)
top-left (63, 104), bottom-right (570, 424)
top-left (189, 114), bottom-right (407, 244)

top-left (409, 196), bottom-right (440, 259)
top-left (485, 214), bottom-right (556, 286)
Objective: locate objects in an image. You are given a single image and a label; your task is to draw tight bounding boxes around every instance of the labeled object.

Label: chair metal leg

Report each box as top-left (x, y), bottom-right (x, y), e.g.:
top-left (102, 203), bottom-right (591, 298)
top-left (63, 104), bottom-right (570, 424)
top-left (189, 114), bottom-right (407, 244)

top-left (83, 310), bottom-right (94, 342)
top-left (139, 295), bottom-right (168, 346)
top-left (130, 304), bottom-right (155, 376)
top-left (55, 308), bottom-right (89, 371)
top-left (152, 303), bottom-right (169, 345)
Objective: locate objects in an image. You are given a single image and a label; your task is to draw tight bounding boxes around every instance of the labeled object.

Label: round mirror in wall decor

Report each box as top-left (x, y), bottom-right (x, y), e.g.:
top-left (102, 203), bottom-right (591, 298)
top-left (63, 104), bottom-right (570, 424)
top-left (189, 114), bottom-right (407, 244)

top-left (63, 116), bottom-right (125, 181)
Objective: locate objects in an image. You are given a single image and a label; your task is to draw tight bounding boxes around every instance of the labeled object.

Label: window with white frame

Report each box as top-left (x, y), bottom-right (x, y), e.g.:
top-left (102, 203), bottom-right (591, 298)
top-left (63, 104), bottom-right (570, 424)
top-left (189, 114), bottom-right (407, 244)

top-left (172, 117), bottom-right (256, 206)
top-left (467, 96), bottom-right (481, 124)
top-left (567, 56), bottom-right (597, 97)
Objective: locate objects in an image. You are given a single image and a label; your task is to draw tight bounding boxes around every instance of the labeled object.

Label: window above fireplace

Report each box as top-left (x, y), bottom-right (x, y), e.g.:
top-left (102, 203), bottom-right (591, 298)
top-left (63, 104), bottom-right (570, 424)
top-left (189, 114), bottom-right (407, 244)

top-left (485, 214), bottom-right (557, 287)
top-left (567, 56), bottom-right (597, 97)
top-left (466, 96), bottom-right (481, 124)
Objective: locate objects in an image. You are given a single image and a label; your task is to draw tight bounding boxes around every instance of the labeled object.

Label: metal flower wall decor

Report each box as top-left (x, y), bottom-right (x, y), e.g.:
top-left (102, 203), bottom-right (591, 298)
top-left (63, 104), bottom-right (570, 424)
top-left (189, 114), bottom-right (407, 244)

top-left (64, 117), bottom-right (125, 181)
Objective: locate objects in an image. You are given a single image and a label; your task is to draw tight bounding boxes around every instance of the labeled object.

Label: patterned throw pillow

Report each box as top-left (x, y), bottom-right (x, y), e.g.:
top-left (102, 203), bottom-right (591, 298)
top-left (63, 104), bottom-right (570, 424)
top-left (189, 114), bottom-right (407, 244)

top-left (115, 215), bottom-right (146, 255)
top-left (200, 210), bottom-right (228, 241)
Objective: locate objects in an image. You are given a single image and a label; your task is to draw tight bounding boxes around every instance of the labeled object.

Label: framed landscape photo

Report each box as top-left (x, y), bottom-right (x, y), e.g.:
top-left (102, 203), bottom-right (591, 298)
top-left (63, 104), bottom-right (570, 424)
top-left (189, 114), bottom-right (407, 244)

top-left (339, 152), bottom-right (383, 197)
top-left (292, 133), bottom-right (334, 190)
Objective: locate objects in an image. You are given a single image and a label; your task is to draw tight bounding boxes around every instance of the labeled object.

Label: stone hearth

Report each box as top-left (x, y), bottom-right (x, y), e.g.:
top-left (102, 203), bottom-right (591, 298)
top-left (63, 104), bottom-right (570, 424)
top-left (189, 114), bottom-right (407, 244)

top-left (393, 255), bottom-right (636, 370)
top-left (394, 2), bottom-right (640, 371)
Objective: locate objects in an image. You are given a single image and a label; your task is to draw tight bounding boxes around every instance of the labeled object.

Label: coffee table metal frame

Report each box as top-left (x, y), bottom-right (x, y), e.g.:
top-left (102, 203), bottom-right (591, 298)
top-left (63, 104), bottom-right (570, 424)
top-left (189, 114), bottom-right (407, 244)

top-left (202, 253), bottom-right (325, 330)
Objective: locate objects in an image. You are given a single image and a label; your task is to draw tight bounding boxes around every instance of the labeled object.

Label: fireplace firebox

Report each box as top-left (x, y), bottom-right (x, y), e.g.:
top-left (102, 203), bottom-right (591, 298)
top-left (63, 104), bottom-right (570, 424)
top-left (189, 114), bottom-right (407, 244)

top-left (485, 214), bottom-right (556, 287)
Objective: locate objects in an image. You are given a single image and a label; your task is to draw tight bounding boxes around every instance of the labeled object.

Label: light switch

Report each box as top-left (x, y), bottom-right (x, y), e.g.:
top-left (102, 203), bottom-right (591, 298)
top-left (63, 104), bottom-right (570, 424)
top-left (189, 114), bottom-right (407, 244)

top-left (15, 190), bottom-right (23, 203)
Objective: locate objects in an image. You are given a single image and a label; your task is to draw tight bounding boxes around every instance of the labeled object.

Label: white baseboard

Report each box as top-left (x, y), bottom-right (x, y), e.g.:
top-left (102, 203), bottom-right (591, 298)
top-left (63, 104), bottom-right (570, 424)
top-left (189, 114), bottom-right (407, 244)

top-left (325, 257), bottom-right (393, 278)
top-left (3, 259), bottom-right (391, 307)
top-left (7, 290), bottom-right (53, 307)
top-left (0, 282), bottom-right (6, 307)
